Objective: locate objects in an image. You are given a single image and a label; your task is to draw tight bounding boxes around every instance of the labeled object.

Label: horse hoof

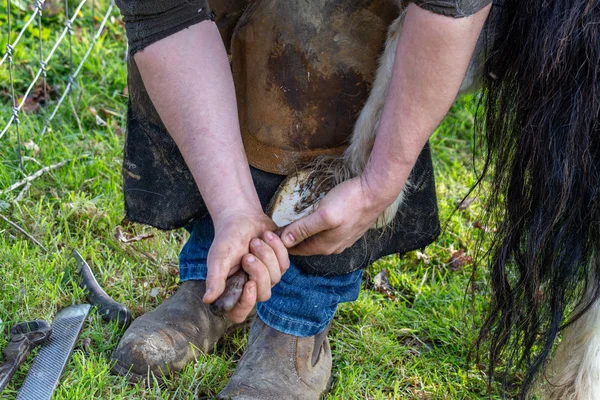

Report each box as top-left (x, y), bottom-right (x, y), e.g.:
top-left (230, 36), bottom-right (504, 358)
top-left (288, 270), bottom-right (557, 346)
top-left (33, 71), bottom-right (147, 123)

top-left (268, 169), bottom-right (327, 228)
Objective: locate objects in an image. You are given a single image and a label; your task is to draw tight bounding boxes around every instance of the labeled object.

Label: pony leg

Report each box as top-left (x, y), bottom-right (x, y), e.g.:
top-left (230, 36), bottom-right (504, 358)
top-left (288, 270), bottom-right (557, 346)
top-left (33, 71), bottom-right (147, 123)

top-left (542, 285), bottom-right (600, 400)
top-left (342, 14), bottom-right (405, 228)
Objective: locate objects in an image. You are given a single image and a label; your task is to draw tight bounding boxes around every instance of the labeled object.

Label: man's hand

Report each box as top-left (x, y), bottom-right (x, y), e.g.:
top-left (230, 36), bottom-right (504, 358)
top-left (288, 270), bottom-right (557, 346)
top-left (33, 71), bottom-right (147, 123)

top-left (204, 210), bottom-right (290, 323)
top-left (280, 176), bottom-right (393, 256)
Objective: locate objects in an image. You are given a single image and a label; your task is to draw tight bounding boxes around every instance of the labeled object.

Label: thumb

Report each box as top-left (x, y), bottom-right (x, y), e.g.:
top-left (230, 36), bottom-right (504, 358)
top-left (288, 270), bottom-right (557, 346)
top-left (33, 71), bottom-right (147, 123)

top-left (281, 209), bottom-right (331, 248)
top-left (204, 249), bottom-right (233, 304)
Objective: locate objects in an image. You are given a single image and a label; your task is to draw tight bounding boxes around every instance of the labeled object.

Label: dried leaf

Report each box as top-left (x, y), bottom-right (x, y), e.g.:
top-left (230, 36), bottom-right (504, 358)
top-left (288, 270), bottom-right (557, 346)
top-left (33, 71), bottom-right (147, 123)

top-left (19, 82), bottom-right (57, 114)
top-left (472, 221), bottom-right (496, 233)
top-left (115, 226), bottom-right (154, 243)
top-left (416, 251), bottom-right (430, 265)
top-left (23, 140), bottom-right (41, 156)
top-left (95, 115), bottom-right (107, 127)
top-left (21, 96), bottom-right (41, 114)
top-left (114, 126), bottom-right (124, 136)
top-left (373, 269), bottom-right (397, 300)
top-left (42, 0), bottom-right (64, 17)
top-left (81, 337), bottom-right (91, 353)
top-left (150, 287), bottom-right (160, 298)
top-left (89, 107), bottom-right (107, 125)
top-left (457, 197), bottom-right (476, 211)
top-left (74, 26), bottom-right (83, 41)
top-left (64, 201), bottom-right (106, 220)
top-left (447, 249), bottom-right (473, 271)
top-left (99, 107), bottom-right (122, 118)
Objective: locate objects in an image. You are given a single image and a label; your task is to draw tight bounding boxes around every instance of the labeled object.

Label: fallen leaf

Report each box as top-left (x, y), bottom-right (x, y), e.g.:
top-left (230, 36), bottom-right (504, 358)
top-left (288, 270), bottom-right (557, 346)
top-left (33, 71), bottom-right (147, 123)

top-left (99, 107), bottom-right (122, 118)
top-left (88, 107), bottom-right (107, 126)
top-left (23, 140), bottom-right (41, 156)
top-left (457, 197), bottom-right (476, 211)
top-left (150, 287), bottom-right (160, 298)
top-left (64, 201), bottom-right (106, 220)
top-left (74, 26), bottom-right (83, 41)
top-left (19, 82), bottom-right (57, 114)
top-left (95, 115), bottom-right (107, 126)
top-left (115, 226), bottom-right (154, 243)
top-left (447, 249), bottom-right (473, 271)
top-left (416, 251), bottom-right (430, 265)
top-left (472, 221), bottom-right (496, 233)
top-left (114, 126), bottom-right (124, 136)
top-left (373, 269), bottom-right (397, 300)
top-left (81, 337), bottom-right (91, 353)
top-left (42, 0), bottom-right (63, 17)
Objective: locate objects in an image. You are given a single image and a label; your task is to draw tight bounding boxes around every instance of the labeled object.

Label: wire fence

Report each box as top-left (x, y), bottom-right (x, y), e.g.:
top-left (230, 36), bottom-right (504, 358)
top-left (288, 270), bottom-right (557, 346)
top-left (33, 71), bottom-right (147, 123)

top-left (1, 0), bottom-right (116, 190)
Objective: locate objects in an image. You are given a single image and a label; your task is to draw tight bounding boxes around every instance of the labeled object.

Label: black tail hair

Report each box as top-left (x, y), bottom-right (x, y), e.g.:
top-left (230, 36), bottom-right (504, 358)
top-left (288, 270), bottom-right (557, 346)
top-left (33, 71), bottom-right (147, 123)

top-left (476, 1), bottom-right (600, 398)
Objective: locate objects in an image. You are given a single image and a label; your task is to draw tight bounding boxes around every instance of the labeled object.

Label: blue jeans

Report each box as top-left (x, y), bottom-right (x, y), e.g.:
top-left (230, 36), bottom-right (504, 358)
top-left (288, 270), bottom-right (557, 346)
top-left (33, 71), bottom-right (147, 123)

top-left (179, 215), bottom-right (363, 337)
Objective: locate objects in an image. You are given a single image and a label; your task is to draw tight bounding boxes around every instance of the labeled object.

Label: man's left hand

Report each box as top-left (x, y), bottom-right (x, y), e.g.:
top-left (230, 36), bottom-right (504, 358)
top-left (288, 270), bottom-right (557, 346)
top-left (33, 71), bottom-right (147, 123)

top-left (280, 176), bottom-right (392, 256)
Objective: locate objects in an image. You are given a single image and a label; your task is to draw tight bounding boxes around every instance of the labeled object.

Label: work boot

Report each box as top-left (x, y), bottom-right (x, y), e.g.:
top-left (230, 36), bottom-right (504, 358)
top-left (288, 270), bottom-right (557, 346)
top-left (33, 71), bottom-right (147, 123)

top-left (218, 317), bottom-right (333, 400)
top-left (111, 280), bottom-right (248, 380)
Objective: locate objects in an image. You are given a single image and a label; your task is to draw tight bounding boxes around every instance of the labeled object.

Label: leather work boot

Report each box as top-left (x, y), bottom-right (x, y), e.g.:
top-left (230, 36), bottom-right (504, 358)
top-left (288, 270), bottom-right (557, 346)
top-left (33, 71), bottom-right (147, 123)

top-left (218, 317), bottom-right (333, 400)
top-left (111, 280), bottom-right (247, 380)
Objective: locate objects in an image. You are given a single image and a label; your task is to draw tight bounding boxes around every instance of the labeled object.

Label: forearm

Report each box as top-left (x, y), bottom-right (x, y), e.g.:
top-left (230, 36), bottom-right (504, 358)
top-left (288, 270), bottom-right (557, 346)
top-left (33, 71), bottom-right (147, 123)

top-left (133, 21), bottom-right (261, 223)
top-left (363, 3), bottom-right (491, 204)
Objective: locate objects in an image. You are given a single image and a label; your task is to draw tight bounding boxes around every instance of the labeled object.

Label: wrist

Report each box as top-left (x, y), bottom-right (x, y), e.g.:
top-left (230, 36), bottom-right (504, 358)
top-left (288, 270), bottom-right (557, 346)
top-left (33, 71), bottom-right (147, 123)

top-left (209, 198), bottom-right (264, 228)
top-left (360, 162), bottom-right (410, 209)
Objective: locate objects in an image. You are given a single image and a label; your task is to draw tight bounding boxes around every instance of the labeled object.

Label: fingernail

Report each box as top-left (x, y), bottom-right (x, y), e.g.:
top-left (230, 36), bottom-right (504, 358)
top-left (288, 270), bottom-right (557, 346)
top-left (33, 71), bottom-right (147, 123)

top-left (252, 239), bottom-right (261, 247)
top-left (265, 232), bottom-right (274, 241)
top-left (249, 284), bottom-right (256, 294)
top-left (286, 232), bottom-right (295, 245)
top-left (247, 255), bottom-right (256, 263)
top-left (205, 287), bottom-right (213, 297)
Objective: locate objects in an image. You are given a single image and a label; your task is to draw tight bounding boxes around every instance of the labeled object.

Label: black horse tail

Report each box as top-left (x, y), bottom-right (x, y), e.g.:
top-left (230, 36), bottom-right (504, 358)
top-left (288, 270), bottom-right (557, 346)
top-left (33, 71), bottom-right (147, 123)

top-left (476, 0), bottom-right (600, 398)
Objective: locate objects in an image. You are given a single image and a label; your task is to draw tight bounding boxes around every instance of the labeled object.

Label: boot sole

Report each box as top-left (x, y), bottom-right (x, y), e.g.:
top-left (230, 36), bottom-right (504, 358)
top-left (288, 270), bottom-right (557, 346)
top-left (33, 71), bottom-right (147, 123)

top-left (111, 317), bottom-right (255, 384)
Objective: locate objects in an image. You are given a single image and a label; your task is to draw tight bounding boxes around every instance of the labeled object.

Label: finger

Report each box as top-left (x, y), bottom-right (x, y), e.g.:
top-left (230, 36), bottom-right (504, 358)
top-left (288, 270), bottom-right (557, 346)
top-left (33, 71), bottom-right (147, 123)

top-left (288, 234), bottom-right (333, 256)
top-left (242, 253), bottom-right (272, 302)
top-left (226, 281), bottom-right (257, 324)
top-left (204, 246), bottom-right (234, 304)
top-left (263, 231), bottom-right (290, 275)
top-left (281, 208), bottom-right (337, 248)
top-left (251, 238), bottom-right (282, 285)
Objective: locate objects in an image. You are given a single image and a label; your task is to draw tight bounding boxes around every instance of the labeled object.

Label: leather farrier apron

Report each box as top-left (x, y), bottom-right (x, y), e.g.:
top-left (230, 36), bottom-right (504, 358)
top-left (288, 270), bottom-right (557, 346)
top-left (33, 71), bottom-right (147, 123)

top-left (121, 0), bottom-right (440, 275)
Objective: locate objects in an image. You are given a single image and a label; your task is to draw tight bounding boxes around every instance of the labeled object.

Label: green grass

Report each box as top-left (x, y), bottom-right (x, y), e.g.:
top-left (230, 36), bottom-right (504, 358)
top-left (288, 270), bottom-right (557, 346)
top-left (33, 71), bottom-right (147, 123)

top-left (0, 2), bottom-right (505, 399)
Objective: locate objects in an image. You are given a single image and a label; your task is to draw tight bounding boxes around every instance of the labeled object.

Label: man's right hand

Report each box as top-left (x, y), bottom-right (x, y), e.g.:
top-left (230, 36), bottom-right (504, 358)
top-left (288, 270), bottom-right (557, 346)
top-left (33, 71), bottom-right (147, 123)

top-left (132, 22), bottom-right (289, 323)
top-left (203, 210), bottom-right (290, 323)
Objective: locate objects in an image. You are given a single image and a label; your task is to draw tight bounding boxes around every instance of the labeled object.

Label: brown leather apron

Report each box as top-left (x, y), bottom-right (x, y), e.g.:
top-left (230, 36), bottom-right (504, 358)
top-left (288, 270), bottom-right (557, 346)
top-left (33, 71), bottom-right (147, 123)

top-left (121, 0), bottom-right (440, 275)
top-left (231, 0), bottom-right (399, 174)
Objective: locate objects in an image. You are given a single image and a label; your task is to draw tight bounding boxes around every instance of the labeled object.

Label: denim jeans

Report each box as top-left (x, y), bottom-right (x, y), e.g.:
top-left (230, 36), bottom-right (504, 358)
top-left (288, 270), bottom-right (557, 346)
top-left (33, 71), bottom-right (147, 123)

top-left (179, 215), bottom-right (363, 337)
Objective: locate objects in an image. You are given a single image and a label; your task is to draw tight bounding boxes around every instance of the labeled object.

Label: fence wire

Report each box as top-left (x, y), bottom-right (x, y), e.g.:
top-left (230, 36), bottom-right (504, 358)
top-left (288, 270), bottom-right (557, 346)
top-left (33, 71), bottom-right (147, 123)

top-left (1, 0), bottom-right (115, 168)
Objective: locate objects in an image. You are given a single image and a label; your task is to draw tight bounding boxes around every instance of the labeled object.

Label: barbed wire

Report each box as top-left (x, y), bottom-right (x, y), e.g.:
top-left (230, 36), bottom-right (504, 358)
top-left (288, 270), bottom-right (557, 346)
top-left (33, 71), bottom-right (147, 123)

top-left (40, 1), bottom-right (114, 138)
top-left (0, 0), bottom-right (115, 148)
top-left (0, 0), bottom-right (46, 67)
